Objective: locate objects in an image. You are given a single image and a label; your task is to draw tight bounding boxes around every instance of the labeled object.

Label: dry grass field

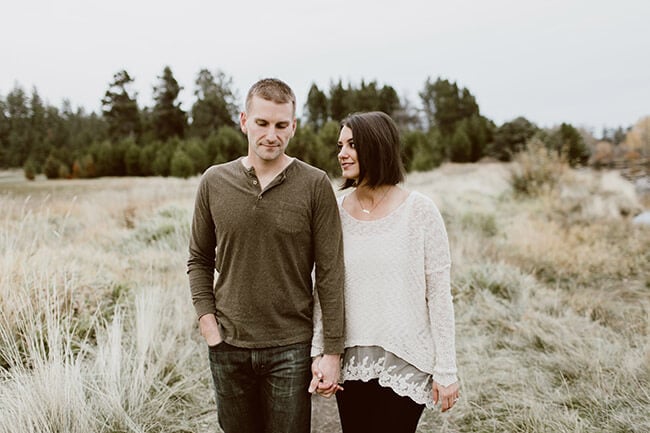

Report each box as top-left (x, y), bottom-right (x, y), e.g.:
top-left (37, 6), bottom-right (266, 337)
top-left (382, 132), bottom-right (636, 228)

top-left (0, 159), bottom-right (648, 433)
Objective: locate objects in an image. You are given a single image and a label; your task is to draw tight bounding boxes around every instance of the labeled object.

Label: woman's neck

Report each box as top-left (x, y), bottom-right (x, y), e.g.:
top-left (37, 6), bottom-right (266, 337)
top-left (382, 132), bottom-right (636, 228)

top-left (354, 184), bottom-right (394, 215)
top-left (355, 184), bottom-right (392, 202)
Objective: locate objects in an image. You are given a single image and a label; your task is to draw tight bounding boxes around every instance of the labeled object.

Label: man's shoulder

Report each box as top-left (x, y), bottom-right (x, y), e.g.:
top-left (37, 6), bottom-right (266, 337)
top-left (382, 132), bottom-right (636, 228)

top-left (202, 159), bottom-right (242, 179)
top-left (289, 158), bottom-right (328, 181)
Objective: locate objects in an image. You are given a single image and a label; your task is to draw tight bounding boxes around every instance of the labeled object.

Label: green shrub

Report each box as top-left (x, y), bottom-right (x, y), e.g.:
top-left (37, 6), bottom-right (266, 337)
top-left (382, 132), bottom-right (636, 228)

top-left (210, 126), bottom-right (247, 164)
top-left (151, 140), bottom-right (176, 177)
top-left (23, 160), bottom-right (37, 180)
top-left (170, 148), bottom-right (194, 178)
top-left (402, 129), bottom-right (444, 172)
top-left (43, 155), bottom-right (63, 179)
top-left (124, 141), bottom-right (141, 176)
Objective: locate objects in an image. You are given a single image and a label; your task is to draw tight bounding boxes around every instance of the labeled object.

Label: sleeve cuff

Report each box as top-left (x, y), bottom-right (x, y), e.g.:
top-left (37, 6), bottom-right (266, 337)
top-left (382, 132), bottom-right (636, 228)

top-left (194, 302), bottom-right (217, 320)
top-left (322, 337), bottom-right (344, 355)
top-left (432, 372), bottom-right (458, 388)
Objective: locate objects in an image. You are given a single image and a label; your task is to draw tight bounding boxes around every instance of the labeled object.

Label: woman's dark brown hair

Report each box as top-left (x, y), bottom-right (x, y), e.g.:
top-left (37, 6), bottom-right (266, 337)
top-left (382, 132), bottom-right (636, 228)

top-left (340, 111), bottom-right (405, 189)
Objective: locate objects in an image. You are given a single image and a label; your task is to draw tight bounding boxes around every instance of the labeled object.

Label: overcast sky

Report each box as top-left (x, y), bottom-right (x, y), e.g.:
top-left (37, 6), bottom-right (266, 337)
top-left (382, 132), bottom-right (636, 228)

top-left (2, 0), bottom-right (649, 132)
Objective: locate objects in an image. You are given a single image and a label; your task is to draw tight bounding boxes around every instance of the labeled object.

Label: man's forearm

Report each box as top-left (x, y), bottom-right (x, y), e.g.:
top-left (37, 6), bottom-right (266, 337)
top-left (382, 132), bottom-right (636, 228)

top-left (188, 267), bottom-right (217, 318)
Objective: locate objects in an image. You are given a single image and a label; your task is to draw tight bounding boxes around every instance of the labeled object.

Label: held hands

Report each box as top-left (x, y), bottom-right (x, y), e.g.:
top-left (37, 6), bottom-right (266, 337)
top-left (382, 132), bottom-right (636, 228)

top-left (432, 380), bottom-right (460, 412)
top-left (199, 314), bottom-right (223, 346)
top-left (308, 354), bottom-right (344, 398)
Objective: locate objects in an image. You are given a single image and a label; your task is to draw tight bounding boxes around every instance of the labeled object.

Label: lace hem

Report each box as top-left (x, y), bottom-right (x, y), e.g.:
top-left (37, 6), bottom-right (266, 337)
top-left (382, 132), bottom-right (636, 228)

top-left (340, 347), bottom-right (435, 408)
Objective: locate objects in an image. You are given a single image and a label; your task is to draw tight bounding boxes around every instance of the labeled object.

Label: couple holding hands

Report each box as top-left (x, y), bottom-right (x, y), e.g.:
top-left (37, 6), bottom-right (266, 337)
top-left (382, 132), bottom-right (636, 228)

top-left (188, 78), bottom-right (459, 433)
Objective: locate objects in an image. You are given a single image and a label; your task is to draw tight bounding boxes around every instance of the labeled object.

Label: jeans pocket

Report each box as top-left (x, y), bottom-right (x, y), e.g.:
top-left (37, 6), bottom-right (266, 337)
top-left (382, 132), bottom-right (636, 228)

top-left (208, 341), bottom-right (225, 350)
top-left (207, 341), bottom-right (227, 362)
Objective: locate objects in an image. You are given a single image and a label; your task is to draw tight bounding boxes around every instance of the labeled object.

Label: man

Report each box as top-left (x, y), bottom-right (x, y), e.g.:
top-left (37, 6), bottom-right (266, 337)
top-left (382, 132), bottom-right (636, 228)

top-left (187, 78), bottom-right (344, 433)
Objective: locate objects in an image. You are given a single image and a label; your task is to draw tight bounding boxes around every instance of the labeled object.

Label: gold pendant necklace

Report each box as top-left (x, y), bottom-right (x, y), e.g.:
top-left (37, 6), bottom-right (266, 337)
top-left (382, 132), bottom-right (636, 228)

top-left (356, 187), bottom-right (390, 214)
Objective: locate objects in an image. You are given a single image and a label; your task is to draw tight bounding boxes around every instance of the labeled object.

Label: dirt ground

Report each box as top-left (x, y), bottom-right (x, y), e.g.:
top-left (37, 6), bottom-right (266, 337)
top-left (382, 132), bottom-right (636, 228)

top-left (311, 395), bottom-right (342, 433)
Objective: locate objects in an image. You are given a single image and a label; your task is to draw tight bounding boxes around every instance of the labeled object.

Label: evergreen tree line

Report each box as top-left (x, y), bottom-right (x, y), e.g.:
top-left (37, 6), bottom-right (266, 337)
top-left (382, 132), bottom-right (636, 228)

top-left (1, 66), bottom-right (596, 180)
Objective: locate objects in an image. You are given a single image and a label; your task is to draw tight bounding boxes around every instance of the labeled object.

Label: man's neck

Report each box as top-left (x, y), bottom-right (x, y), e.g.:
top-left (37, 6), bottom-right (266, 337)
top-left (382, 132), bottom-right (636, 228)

top-left (242, 154), bottom-right (294, 189)
top-left (242, 154), bottom-right (291, 174)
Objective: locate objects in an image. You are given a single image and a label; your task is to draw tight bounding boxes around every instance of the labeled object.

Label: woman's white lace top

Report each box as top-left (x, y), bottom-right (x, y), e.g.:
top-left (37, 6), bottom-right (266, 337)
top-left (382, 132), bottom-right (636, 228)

top-left (312, 191), bottom-right (458, 407)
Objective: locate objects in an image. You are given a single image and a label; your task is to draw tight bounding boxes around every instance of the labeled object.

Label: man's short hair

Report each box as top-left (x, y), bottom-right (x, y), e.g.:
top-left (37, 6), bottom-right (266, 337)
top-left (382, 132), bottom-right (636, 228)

top-left (245, 78), bottom-right (296, 116)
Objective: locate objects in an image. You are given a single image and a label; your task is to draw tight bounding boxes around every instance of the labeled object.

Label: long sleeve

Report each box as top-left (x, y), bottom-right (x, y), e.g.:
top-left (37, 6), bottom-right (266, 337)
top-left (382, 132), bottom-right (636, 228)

top-left (423, 202), bottom-right (458, 387)
top-left (311, 175), bottom-right (345, 354)
top-left (187, 174), bottom-right (218, 319)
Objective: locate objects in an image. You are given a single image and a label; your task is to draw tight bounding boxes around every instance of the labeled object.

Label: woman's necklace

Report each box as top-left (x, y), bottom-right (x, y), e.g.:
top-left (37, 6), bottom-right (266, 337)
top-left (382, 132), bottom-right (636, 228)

top-left (356, 187), bottom-right (390, 214)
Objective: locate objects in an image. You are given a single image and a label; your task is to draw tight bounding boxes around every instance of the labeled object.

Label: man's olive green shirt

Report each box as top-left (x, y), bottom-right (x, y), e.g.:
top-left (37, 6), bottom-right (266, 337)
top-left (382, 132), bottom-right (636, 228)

top-left (187, 158), bottom-right (345, 353)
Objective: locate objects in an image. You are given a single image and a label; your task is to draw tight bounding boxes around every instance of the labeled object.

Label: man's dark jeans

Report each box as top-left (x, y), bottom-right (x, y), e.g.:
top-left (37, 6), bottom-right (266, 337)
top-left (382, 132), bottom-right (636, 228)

top-left (208, 341), bottom-right (312, 433)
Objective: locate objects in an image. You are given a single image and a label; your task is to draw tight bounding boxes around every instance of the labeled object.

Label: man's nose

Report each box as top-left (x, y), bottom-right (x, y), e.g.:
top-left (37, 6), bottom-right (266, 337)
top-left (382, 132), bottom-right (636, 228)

top-left (266, 128), bottom-right (278, 142)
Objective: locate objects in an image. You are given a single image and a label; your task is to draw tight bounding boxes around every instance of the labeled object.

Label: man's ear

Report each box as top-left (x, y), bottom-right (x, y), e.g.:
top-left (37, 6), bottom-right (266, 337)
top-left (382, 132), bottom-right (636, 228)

top-left (239, 111), bottom-right (247, 134)
top-left (290, 117), bottom-right (297, 138)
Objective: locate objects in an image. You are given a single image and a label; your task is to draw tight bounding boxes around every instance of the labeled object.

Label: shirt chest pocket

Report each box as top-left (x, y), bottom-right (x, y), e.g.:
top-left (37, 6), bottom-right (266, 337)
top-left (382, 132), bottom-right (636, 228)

top-left (274, 202), bottom-right (310, 234)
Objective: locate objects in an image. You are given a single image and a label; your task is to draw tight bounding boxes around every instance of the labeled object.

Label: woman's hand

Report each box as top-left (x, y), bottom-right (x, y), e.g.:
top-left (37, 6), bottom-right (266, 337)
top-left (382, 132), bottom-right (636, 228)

top-left (432, 381), bottom-right (459, 412)
top-left (308, 355), bottom-right (344, 397)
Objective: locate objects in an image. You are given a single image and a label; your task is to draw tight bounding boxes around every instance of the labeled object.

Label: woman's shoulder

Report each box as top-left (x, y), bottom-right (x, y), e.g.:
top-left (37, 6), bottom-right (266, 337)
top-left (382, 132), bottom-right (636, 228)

top-left (405, 191), bottom-right (446, 223)
top-left (407, 190), bottom-right (440, 211)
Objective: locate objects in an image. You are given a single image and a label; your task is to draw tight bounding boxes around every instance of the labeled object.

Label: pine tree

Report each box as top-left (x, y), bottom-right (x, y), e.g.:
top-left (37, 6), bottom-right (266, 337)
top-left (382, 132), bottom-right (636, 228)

top-left (29, 87), bottom-right (49, 166)
top-left (101, 70), bottom-right (141, 140)
top-left (6, 85), bottom-right (31, 167)
top-left (304, 83), bottom-right (328, 130)
top-left (329, 80), bottom-right (351, 122)
top-left (419, 77), bottom-right (479, 135)
top-left (190, 69), bottom-right (238, 138)
top-left (151, 66), bottom-right (187, 141)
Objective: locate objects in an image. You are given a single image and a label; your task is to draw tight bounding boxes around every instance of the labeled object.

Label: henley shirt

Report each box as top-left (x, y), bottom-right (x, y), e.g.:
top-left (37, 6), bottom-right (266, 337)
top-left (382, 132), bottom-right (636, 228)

top-left (188, 158), bottom-right (345, 353)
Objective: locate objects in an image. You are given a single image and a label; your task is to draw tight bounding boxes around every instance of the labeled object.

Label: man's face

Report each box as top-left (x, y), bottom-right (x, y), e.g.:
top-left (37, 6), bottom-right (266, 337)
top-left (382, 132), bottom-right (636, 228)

top-left (240, 96), bottom-right (296, 163)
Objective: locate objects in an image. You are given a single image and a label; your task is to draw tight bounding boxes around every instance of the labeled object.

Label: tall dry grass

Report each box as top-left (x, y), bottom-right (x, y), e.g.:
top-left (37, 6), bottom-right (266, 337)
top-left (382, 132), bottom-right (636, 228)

top-left (1, 160), bottom-right (649, 432)
top-left (0, 177), bottom-right (216, 433)
top-left (410, 156), bottom-right (649, 432)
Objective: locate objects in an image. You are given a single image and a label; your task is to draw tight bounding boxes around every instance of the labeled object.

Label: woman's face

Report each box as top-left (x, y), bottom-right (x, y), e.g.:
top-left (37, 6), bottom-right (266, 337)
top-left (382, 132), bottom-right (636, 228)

top-left (337, 126), bottom-right (359, 181)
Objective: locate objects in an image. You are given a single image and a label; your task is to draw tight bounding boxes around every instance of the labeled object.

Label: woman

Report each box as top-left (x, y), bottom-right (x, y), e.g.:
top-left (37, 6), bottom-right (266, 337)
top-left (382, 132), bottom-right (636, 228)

top-left (310, 111), bottom-right (459, 433)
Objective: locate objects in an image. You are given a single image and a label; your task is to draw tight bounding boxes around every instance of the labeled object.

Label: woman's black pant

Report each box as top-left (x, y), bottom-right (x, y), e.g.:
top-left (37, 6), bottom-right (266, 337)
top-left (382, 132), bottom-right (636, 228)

top-left (336, 379), bottom-right (425, 433)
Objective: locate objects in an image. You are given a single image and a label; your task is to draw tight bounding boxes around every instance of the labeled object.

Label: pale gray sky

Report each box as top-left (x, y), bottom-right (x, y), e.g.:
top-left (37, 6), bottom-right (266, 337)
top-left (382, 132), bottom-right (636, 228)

top-left (2, 0), bottom-right (649, 131)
